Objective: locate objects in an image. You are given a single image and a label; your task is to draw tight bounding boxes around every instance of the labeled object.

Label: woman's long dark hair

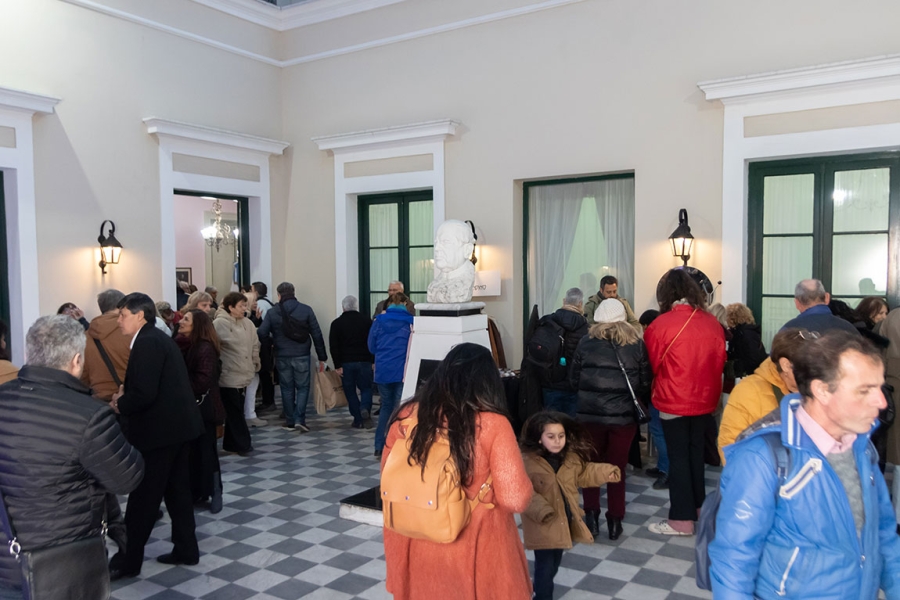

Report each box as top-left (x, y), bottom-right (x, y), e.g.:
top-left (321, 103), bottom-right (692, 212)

top-left (657, 268), bottom-right (707, 313)
top-left (184, 309), bottom-right (221, 356)
top-left (404, 343), bottom-right (507, 486)
top-left (520, 411), bottom-right (593, 464)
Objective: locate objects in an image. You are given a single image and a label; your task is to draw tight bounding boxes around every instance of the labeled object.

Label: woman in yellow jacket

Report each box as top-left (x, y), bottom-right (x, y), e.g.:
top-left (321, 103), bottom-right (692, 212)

top-left (717, 328), bottom-right (812, 464)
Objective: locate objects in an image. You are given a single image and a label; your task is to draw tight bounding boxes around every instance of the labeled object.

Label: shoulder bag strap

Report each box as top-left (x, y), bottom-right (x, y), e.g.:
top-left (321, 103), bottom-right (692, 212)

top-left (93, 338), bottom-right (122, 387)
top-left (610, 341), bottom-right (638, 403)
top-left (0, 486), bottom-right (21, 560)
top-left (658, 308), bottom-right (697, 365)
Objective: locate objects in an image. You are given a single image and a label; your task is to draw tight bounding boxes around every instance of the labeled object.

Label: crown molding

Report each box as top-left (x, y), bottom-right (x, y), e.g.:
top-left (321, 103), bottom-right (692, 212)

top-left (0, 86), bottom-right (60, 115)
top-left (62, 0), bottom-right (589, 67)
top-left (699, 54), bottom-right (900, 104)
top-left (284, 0), bottom-right (589, 66)
top-left (313, 119), bottom-right (460, 154)
top-left (60, 0), bottom-right (282, 66)
top-left (191, 0), bottom-right (407, 31)
top-left (144, 117), bottom-right (290, 155)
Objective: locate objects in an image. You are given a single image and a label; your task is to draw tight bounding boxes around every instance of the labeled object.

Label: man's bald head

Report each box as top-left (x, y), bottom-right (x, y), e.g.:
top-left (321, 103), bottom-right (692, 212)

top-left (794, 279), bottom-right (829, 311)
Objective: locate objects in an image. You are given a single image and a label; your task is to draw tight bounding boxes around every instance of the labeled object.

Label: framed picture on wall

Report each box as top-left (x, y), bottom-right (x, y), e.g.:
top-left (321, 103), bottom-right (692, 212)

top-left (176, 267), bottom-right (192, 287)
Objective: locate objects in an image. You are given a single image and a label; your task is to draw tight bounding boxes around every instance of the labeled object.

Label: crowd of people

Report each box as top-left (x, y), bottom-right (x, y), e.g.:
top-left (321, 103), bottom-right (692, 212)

top-left (0, 269), bottom-right (899, 598)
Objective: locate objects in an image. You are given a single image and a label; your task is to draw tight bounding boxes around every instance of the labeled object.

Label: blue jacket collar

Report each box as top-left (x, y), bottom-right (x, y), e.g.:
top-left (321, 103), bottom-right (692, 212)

top-left (800, 304), bottom-right (832, 317)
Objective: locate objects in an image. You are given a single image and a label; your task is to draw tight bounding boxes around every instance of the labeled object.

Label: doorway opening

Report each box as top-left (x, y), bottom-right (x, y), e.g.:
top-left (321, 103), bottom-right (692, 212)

top-left (173, 190), bottom-right (250, 305)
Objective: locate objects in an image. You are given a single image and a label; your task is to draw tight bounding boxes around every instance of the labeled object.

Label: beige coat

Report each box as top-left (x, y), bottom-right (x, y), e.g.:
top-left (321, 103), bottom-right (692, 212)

top-left (0, 360), bottom-right (18, 385)
top-left (521, 452), bottom-right (620, 550)
top-left (879, 308), bottom-right (900, 465)
top-left (213, 307), bottom-right (260, 389)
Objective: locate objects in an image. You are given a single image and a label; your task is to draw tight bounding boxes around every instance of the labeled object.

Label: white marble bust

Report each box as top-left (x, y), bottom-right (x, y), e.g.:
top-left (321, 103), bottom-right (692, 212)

top-left (426, 220), bottom-right (476, 304)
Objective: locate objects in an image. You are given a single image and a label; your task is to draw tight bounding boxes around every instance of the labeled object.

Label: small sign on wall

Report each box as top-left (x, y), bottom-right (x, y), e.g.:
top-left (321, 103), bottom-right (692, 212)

top-left (472, 270), bottom-right (501, 297)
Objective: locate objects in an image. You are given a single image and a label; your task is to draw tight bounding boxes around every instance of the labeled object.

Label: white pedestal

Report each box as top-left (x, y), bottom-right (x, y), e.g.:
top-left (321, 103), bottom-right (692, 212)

top-left (401, 312), bottom-right (492, 401)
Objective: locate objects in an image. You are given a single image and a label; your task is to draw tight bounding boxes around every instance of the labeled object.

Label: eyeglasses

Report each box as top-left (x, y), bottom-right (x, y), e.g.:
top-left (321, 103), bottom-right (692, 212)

top-left (797, 330), bottom-right (821, 341)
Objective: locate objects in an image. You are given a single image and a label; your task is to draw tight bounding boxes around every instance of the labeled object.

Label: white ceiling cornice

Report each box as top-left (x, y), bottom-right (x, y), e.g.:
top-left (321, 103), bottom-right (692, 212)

top-left (0, 86), bottom-right (60, 115)
top-left (61, 0), bottom-right (282, 66)
top-left (313, 119), bottom-right (460, 154)
top-left (144, 117), bottom-right (290, 155)
top-left (62, 0), bottom-right (590, 67)
top-left (190, 0), bottom-right (407, 31)
top-left (699, 54), bottom-right (900, 104)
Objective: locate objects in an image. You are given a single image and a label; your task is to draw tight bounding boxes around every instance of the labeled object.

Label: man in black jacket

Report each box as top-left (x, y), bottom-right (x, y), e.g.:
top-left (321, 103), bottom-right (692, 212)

top-left (538, 288), bottom-right (588, 417)
top-left (330, 295), bottom-right (375, 429)
top-left (0, 315), bottom-right (144, 596)
top-left (110, 293), bottom-right (204, 579)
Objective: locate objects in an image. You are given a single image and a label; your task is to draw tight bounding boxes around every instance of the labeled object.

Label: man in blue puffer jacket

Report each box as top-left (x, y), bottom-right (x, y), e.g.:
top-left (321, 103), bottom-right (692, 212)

top-left (368, 292), bottom-right (414, 458)
top-left (710, 331), bottom-right (900, 599)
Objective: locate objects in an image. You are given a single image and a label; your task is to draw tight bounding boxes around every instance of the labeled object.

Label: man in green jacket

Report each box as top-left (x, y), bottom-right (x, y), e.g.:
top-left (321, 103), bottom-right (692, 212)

top-left (584, 275), bottom-right (640, 329)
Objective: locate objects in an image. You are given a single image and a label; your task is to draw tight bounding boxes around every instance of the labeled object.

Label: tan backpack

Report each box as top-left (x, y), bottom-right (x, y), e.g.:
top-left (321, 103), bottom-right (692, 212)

top-left (380, 412), bottom-right (493, 543)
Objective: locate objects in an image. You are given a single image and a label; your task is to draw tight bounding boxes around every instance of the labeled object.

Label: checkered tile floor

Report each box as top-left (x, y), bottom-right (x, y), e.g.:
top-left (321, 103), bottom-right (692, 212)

top-left (111, 405), bottom-right (722, 600)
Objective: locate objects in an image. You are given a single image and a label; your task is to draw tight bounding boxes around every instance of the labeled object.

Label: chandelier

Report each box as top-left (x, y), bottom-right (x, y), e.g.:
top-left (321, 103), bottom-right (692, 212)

top-left (200, 198), bottom-right (237, 252)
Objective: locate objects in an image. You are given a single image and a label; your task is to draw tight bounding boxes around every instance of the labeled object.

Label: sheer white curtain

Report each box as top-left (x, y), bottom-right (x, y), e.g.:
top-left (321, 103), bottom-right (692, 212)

top-left (528, 178), bottom-right (635, 315)
top-left (527, 184), bottom-right (583, 315)
top-left (595, 178), bottom-right (635, 301)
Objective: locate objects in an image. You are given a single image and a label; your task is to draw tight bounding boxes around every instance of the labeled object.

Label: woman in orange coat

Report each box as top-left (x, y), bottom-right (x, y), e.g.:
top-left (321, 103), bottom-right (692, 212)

top-left (381, 343), bottom-right (533, 600)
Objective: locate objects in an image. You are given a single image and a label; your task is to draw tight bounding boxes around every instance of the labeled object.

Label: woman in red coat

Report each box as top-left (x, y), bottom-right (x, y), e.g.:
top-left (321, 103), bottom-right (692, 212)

top-left (381, 343), bottom-right (533, 600)
top-left (643, 269), bottom-right (725, 536)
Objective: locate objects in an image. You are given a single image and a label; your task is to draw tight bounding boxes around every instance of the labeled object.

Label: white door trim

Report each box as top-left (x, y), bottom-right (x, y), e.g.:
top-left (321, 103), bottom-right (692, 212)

top-left (0, 86), bottom-right (60, 364)
top-left (699, 55), bottom-right (900, 304)
top-left (144, 117), bottom-right (289, 305)
top-left (313, 120), bottom-right (459, 314)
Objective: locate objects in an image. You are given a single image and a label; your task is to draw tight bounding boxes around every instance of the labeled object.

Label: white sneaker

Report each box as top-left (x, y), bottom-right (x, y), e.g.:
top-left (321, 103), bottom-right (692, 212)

top-left (648, 520), bottom-right (693, 536)
top-left (246, 417), bottom-right (267, 427)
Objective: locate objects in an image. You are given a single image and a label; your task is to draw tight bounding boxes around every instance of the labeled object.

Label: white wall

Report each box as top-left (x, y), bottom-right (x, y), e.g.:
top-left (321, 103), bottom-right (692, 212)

top-left (281, 0), bottom-right (900, 364)
top-left (9, 0), bottom-right (900, 364)
top-left (0, 0), bottom-right (283, 323)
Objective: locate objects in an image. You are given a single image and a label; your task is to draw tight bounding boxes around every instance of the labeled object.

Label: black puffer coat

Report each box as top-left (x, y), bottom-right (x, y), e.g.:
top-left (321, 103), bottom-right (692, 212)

top-left (0, 366), bottom-right (144, 589)
top-left (570, 335), bottom-right (652, 426)
top-left (727, 323), bottom-right (768, 378)
top-left (543, 308), bottom-right (588, 392)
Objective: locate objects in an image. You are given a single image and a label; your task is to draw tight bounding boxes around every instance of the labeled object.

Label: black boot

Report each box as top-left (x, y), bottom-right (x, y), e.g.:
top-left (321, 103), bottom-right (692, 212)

top-left (584, 510), bottom-right (600, 538)
top-left (210, 471), bottom-right (223, 514)
top-left (607, 515), bottom-right (623, 541)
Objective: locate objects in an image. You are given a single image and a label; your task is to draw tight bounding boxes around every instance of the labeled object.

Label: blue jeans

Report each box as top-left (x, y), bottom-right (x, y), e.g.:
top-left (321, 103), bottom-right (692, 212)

top-left (277, 356), bottom-right (311, 426)
top-left (542, 388), bottom-right (577, 418)
top-left (649, 405), bottom-right (669, 474)
top-left (342, 362), bottom-right (374, 424)
top-left (375, 382), bottom-right (403, 451)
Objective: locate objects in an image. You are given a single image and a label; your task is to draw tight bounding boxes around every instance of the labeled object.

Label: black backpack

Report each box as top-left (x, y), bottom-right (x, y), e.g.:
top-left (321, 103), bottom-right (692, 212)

top-left (525, 316), bottom-right (565, 373)
top-left (278, 302), bottom-right (310, 343)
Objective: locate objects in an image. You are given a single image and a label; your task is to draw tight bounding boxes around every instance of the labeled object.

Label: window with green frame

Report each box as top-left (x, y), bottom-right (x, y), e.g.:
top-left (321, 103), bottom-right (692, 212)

top-left (358, 191), bottom-right (433, 317)
top-left (748, 153), bottom-right (900, 348)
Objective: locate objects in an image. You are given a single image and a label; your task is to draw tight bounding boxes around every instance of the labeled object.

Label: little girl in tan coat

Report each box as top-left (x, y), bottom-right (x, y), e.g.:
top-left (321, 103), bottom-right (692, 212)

top-left (520, 411), bottom-right (621, 600)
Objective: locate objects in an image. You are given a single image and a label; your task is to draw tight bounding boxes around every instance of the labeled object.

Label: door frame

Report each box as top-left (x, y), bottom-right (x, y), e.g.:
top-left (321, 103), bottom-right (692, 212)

top-left (175, 190), bottom-right (251, 291)
top-left (357, 190), bottom-right (434, 316)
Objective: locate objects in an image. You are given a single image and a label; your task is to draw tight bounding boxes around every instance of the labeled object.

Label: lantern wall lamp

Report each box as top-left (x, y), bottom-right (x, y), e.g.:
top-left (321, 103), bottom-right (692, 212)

top-left (465, 219), bottom-right (478, 265)
top-left (668, 208), bottom-right (694, 267)
top-left (98, 220), bottom-right (122, 275)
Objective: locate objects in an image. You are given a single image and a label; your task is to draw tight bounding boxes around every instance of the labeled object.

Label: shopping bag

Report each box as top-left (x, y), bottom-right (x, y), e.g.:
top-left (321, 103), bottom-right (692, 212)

top-left (314, 368), bottom-right (348, 415)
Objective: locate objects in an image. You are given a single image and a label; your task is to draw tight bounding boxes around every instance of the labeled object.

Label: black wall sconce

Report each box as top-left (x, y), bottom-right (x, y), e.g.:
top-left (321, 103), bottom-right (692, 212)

top-left (465, 219), bottom-right (478, 265)
top-left (668, 209), bottom-right (694, 267)
top-left (98, 220), bottom-right (122, 275)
